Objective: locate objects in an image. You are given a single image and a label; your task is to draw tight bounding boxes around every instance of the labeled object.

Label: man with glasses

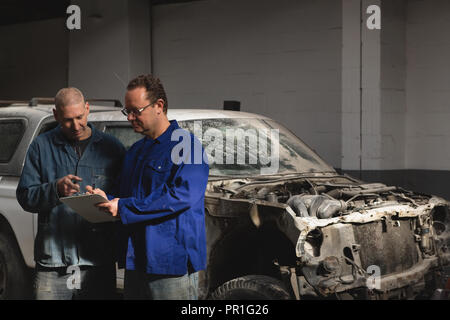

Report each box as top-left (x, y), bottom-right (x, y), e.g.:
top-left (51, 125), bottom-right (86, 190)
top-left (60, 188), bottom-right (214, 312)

top-left (16, 87), bottom-right (126, 299)
top-left (87, 74), bottom-right (209, 299)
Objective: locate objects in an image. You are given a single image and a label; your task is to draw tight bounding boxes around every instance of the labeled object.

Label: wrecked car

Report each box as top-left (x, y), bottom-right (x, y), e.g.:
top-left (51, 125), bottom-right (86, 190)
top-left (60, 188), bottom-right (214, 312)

top-left (94, 110), bottom-right (450, 299)
top-left (0, 101), bottom-right (449, 299)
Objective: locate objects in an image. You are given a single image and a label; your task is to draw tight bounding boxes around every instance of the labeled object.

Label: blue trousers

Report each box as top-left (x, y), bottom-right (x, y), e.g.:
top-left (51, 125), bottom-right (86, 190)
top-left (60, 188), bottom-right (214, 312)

top-left (124, 270), bottom-right (199, 300)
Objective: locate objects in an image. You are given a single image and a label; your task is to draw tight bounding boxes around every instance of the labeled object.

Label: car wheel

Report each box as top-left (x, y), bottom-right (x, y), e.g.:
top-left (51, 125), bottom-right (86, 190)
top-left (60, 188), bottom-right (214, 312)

top-left (0, 232), bottom-right (30, 299)
top-left (210, 275), bottom-right (292, 300)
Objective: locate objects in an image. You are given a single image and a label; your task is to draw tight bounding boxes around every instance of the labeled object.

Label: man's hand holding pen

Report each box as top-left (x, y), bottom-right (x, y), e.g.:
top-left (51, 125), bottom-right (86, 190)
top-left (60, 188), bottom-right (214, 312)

top-left (57, 174), bottom-right (82, 197)
top-left (85, 185), bottom-right (120, 217)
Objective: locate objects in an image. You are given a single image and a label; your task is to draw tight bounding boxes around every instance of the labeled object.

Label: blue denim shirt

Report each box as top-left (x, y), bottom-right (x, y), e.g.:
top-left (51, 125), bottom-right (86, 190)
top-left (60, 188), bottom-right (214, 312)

top-left (16, 124), bottom-right (126, 267)
top-left (113, 120), bottom-right (209, 275)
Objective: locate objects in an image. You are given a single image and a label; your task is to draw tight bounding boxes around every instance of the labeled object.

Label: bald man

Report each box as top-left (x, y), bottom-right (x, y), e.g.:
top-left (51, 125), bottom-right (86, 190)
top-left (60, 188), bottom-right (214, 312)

top-left (16, 88), bottom-right (126, 300)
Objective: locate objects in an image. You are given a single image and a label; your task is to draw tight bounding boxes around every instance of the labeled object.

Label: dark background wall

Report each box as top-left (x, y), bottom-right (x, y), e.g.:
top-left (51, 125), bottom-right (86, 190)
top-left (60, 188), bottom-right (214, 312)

top-left (1, 0), bottom-right (450, 200)
top-left (0, 18), bottom-right (69, 99)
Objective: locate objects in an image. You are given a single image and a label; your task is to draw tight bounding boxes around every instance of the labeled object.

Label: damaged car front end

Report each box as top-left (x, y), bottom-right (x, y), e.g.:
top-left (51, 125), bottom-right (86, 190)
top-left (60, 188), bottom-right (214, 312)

top-left (205, 175), bottom-right (450, 299)
top-left (193, 115), bottom-right (450, 300)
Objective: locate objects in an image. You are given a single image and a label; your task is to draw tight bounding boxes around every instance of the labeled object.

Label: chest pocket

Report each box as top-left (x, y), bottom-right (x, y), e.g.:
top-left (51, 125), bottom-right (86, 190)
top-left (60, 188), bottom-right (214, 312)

top-left (142, 159), bottom-right (173, 196)
top-left (91, 167), bottom-right (114, 193)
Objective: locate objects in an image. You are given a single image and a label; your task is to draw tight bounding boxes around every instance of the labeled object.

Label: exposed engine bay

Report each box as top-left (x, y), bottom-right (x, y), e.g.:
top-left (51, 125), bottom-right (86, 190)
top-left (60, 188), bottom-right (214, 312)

top-left (204, 173), bottom-right (450, 299)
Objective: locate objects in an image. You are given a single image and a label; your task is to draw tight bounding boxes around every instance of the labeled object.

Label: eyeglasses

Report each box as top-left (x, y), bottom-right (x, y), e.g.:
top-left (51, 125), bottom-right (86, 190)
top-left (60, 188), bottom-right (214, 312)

top-left (121, 101), bottom-right (156, 117)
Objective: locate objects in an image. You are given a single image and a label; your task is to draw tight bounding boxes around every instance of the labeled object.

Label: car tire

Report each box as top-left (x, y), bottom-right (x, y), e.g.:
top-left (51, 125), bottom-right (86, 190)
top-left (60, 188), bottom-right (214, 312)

top-left (0, 232), bottom-right (30, 299)
top-left (210, 275), bottom-right (292, 300)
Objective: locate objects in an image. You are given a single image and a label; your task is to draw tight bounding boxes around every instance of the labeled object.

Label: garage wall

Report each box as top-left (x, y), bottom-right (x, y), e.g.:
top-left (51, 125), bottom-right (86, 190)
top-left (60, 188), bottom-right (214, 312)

top-left (0, 18), bottom-right (68, 100)
top-left (1, 0), bottom-right (449, 199)
top-left (345, 0), bottom-right (410, 191)
top-left (399, 0), bottom-right (450, 198)
top-left (406, 0), bottom-right (450, 171)
top-left (68, 0), bottom-right (151, 102)
top-left (152, 0), bottom-right (343, 168)
top-left (381, 0), bottom-right (406, 171)
top-left (342, 0), bottom-right (407, 181)
top-left (346, 0), bottom-right (450, 199)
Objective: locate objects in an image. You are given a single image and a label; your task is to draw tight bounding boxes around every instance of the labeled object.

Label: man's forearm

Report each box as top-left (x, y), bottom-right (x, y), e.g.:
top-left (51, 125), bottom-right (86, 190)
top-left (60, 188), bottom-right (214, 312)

top-left (16, 180), bottom-right (60, 213)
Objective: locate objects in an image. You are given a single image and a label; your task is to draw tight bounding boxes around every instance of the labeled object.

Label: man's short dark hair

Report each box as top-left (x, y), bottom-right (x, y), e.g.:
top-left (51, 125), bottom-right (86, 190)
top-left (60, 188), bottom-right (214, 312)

top-left (127, 74), bottom-right (168, 114)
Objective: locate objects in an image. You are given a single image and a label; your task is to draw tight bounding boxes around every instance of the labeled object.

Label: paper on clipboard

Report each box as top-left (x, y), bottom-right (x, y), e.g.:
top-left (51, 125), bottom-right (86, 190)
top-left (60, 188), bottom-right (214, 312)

top-left (60, 193), bottom-right (119, 223)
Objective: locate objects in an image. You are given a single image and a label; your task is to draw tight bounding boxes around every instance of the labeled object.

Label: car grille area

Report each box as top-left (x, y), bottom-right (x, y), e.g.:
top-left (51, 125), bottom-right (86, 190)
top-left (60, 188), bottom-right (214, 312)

top-left (353, 219), bottom-right (420, 275)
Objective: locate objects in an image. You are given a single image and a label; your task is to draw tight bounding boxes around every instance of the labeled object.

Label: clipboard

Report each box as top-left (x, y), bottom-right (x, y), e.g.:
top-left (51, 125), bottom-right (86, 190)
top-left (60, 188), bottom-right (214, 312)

top-left (60, 193), bottom-right (119, 223)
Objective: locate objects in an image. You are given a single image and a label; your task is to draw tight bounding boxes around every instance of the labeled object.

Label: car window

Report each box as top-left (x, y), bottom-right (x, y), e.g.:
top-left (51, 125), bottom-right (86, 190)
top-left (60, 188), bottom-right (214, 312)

top-left (0, 119), bottom-right (26, 163)
top-left (103, 124), bottom-right (142, 150)
top-left (38, 121), bottom-right (58, 136)
top-left (101, 118), bottom-right (335, 176)
top-left (180, 118), bottom-right (335, 176)
top-left (264, 119), bottom-right (335, 173)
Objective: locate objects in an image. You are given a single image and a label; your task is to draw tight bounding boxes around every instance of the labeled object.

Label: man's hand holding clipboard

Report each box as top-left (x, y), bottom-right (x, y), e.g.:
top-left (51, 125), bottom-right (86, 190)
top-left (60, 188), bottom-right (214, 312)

top-left (85, 185), bottom-right (120, 218)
